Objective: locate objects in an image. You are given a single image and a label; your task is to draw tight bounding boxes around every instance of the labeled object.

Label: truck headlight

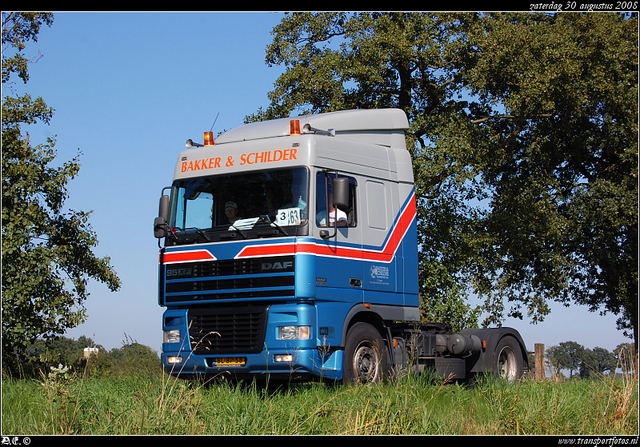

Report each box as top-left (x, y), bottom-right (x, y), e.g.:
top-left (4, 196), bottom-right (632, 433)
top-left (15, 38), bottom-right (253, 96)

top-left (163, 329), bottom-right (181, 344)
top-left (278, 325), bottom-right (311, 340)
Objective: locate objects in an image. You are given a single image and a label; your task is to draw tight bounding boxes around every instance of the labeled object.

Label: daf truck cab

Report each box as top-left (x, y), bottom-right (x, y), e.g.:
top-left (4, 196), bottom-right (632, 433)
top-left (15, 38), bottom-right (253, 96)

top-left (154, 108), bottom-right (528, 384)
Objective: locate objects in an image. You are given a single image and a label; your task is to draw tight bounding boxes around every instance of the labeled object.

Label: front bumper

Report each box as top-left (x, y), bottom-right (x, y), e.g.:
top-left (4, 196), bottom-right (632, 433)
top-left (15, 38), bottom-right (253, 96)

top-left (161, 346), bottom-right (344, 381)
top-left (161, 302), bottom-right (344, 381)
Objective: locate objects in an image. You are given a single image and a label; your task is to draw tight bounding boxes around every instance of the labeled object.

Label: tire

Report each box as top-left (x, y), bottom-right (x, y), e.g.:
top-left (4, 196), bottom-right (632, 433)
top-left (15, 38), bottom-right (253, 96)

top-left (494, 335), bottom-right (524, 382)
top-left (342, 322), bottom-right (390, 385)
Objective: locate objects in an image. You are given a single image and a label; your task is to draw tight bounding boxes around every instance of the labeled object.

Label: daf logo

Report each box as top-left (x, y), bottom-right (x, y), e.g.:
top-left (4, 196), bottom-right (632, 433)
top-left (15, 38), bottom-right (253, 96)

top-left (261, 261), bottom-right (293, 270)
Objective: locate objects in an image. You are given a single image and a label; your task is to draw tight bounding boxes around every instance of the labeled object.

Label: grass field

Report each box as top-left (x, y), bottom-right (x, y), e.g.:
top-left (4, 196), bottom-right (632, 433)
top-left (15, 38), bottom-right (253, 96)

top-left (2, 370), bottom-right (637, 435)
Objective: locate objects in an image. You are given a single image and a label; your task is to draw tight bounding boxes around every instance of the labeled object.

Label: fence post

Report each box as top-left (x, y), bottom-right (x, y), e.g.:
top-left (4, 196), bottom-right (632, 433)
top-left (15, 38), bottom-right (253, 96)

top-left (535, 343), bottom-right (545, 381)
top-left (82, 347), bottom-right (98, 379)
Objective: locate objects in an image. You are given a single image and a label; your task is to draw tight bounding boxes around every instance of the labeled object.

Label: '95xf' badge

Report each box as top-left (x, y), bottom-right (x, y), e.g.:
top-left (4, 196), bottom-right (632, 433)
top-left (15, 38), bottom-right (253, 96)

top-left (166, 267), bottom-right (192, 278)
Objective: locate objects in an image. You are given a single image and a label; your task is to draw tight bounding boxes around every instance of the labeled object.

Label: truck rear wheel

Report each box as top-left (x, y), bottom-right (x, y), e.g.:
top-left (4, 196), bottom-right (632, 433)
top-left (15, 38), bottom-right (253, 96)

top-left (494, 335), bottom-right (524, 382)
top-left (342, 322), bottom-right (389, 385)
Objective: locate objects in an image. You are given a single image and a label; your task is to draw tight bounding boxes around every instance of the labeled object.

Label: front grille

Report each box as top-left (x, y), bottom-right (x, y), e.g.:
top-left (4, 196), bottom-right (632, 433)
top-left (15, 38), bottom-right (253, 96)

top-left (188, 305), bottom-right (268, 355)
top-left (189, 257), bottom-right (294, 277)
top-left (164, 255), bottom-right (295, 303)
top-left (167, 275), bottom-right (294, 293)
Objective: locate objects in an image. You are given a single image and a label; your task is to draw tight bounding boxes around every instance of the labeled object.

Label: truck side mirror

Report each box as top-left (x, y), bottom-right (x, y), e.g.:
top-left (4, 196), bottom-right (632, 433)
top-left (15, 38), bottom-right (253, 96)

top-left (332, 177), bottom-right (349, 211)
top-left (154, 194), bottom-right (170, 238)
top-left (320, 176), bottom-right (350, 240)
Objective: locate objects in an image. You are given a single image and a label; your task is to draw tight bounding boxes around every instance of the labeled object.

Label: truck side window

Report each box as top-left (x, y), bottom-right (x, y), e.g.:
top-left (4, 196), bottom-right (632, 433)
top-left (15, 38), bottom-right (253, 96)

top-left (316, 172), bottom-right (357, 227)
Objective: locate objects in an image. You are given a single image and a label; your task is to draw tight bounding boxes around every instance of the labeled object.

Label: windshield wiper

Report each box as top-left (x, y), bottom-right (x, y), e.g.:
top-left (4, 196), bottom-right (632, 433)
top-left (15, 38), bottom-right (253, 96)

top-left (256, 215), bottom-right (288, 236)
top-left (264, 215), bottom-right (289, 236)
top-left (177, 227), bottom-right (212, 242)
top-left (228, 223), bottom-right (248, 239)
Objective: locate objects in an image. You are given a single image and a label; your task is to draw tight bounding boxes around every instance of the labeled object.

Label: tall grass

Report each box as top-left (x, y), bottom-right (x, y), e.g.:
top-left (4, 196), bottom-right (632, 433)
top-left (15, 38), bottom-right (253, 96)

top-left (2, 370), bottom-right (637, 435)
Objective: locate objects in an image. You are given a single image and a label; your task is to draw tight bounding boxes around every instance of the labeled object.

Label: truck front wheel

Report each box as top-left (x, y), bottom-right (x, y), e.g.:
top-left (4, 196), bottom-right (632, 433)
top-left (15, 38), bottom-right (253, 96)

top-left (494, 335), bottom-right (524, 382)
top-left (342, 322), bottom-right (390, 385)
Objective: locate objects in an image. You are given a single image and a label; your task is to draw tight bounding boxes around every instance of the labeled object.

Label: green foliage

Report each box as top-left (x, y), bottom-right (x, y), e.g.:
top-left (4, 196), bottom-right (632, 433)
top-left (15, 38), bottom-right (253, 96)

top-left (94, 335), bottom-right (161, 378)
top-left (17, 335), bottom-right (101, 378)
top-left (463, 13), bottom-right (638, 343)
top-left (1, 12), bottom-right (53, 85)
top-left (579, 347), bottom-right (617, 379)
top-left (545, 341), bottom-right (633, 378)
top-left (547, 341), bottom-right (588, 377)
top-left (1, 12), bottom-right (121, 375)
top-left (254, 12), bottom-right (637, 343)
top-left (2, 334), bottom-right (161, 381)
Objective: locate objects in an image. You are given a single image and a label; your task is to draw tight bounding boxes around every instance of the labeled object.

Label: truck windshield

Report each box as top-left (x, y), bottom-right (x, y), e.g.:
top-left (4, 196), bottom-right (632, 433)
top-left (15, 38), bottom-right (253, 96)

top-left (169, 167), bottom-right (308, 239)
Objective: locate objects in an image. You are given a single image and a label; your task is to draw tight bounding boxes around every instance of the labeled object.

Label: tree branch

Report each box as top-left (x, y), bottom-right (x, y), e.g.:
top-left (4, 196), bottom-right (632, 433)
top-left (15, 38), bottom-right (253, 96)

top-left (471, 114), bottom-right (515, 124)
top-left (471, 113), bottom-right (554, 124)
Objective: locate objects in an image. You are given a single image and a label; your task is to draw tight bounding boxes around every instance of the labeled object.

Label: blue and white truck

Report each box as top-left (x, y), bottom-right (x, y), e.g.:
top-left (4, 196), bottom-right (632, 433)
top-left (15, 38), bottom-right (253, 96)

top-left (154, 108), bottom-right (528, 384)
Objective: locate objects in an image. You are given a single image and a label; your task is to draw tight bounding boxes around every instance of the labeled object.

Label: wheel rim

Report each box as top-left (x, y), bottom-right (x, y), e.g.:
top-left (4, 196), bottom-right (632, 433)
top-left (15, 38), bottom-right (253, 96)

top-left (498, 345), bottom-right (518, 381)
top-left (352, 342), bottom-right (380, 383)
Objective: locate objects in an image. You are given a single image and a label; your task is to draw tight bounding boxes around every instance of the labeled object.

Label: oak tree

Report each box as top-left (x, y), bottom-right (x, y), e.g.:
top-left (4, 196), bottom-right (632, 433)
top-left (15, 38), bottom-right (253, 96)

top-left (462, 13), bottom-right (637, 346)
top-left (2, 12), bottom-right (121, 373)
top-left (254, 12), bottom-right (637, 343)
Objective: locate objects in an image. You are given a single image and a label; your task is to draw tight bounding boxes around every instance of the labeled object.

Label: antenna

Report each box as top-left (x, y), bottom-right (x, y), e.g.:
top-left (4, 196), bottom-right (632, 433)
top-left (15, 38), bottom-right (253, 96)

top-left (210, 112), bottom-right (220, 132)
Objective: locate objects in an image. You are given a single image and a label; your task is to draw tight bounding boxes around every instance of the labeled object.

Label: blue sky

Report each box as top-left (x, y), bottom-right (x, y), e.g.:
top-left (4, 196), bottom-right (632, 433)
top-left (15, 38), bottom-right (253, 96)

top-left (7, 11), bottom-right (631, 354)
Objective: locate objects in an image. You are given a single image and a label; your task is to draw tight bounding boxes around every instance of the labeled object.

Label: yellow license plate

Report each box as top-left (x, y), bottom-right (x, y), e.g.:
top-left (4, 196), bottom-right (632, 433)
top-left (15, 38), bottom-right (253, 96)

top-left (211, 357), bottom-right (246, 367)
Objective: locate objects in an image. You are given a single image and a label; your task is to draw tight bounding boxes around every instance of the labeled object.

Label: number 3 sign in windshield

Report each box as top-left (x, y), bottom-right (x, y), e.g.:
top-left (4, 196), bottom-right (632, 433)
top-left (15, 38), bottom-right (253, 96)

top-left (277, 208), bottom-right (301, 226)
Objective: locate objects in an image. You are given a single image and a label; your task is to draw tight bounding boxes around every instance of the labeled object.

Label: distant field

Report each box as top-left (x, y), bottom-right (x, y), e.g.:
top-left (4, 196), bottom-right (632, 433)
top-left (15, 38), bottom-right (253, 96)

top-left (2, 372), bottom-right (637, 435)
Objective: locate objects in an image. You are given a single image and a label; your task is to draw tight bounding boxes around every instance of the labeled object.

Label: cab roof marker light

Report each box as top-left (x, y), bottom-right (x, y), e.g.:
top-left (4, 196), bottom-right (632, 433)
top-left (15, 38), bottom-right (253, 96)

top-left (204, 131), bottom-right (215, 146)
top-left (290, 119), bottom-right (301, 136)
